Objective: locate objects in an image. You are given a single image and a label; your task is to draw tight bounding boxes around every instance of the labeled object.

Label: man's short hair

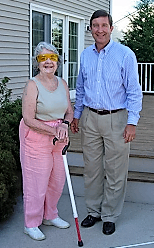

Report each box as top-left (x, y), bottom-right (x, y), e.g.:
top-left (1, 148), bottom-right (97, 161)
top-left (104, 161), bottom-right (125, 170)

top-left (90, 10), bottom-right (113, 27)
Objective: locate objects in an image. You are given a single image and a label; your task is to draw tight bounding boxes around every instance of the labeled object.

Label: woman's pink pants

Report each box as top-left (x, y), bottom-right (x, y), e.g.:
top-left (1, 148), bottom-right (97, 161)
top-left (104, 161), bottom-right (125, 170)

top-left (19, 118), bottom-right (66, 228)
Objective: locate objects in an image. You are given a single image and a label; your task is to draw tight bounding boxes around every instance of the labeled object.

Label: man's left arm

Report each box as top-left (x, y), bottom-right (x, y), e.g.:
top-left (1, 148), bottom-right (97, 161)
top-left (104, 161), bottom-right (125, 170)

top-left (123, 51), bottom-right (143, 142)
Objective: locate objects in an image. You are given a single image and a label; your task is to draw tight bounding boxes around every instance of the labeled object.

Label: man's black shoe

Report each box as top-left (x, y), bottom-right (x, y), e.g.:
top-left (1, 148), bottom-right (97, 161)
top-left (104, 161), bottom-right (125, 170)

top-left (81, 215), bottom-right (101, 228)
top-left (103, 222), bottom-right (115, 235)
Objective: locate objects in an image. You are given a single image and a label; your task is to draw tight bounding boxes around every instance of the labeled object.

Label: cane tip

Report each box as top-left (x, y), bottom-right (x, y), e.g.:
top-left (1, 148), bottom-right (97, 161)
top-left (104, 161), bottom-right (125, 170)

top-left (78, 240), bottom-right (83, 247)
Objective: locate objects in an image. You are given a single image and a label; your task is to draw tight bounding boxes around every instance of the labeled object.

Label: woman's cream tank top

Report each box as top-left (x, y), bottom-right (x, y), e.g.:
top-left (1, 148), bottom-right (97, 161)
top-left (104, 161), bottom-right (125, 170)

top-left (32, 76), bottom-right (68, 121)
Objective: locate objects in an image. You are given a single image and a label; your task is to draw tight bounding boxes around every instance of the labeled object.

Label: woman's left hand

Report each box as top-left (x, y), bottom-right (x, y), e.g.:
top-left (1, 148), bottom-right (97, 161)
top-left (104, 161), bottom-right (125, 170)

top-left (56, 123), bottom-right (68, 142)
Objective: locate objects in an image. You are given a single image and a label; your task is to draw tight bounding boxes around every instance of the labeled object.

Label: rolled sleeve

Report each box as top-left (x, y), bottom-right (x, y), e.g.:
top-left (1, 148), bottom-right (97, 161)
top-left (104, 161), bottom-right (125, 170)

top-left (74, 58), bottom-right (85, 119)
top-left (123, 52), bottom-right (143, 125)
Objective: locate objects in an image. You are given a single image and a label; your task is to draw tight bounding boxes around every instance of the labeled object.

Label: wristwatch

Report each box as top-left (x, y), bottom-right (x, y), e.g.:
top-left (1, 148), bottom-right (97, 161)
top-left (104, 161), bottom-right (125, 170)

top-left (62, 120), bottom-right (70, 127)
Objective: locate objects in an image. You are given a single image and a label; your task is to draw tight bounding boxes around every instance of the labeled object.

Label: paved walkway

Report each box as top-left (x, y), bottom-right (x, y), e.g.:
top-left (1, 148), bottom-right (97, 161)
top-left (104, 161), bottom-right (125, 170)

top-left (1, 175), bottom-right (154, 248)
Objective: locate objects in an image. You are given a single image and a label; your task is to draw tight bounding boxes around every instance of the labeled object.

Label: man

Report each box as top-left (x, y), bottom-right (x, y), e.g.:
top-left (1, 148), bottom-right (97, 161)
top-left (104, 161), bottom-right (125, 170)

top-left (70, 9), bottom-right (142, 235)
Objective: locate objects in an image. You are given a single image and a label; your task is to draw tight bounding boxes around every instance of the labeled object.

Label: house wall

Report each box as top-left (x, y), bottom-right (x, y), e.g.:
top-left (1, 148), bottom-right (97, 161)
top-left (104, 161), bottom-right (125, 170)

top-left (0, 0), bottom-right (110, 100)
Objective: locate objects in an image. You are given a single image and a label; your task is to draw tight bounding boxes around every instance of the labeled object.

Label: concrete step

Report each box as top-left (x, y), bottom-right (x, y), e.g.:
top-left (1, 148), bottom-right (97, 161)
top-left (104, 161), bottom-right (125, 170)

top-left (69, 166), bottom-right (154, 184)
top-left (67, 152), bottom-right (154, 183)
top-left (66, 152), bottom-right (154, 204)
top-left (63, 175), bottom-right (154, 205)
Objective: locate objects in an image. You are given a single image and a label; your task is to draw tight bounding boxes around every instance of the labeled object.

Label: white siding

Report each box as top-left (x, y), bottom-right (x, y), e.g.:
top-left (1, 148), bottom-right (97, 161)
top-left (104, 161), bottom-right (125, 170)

top-left (0, 0), bottom-right (110, 99)
top-left (0, 0), bottom-right (29, 99)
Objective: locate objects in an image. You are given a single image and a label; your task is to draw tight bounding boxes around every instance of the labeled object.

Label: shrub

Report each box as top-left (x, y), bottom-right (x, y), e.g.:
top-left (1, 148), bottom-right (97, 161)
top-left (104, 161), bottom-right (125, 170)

top-left (0, 77), bottom-right (12, 106)
top-left (0, 149), bottom-right (18, 221)
top-left (0, 77), bottom-right (22, 221)
top-left (0, 99), bottom-right (22, 169)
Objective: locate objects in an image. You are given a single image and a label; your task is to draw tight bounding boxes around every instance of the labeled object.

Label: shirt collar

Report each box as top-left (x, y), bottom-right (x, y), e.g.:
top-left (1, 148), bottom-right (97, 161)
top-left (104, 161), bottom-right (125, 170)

top-left (92, 40), bottom-right (113, 54)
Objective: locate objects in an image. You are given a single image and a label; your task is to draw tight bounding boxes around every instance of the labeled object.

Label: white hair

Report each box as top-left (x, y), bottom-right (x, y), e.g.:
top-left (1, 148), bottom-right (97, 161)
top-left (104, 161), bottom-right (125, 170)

top-left (33, 41), bottom-right (62, 71)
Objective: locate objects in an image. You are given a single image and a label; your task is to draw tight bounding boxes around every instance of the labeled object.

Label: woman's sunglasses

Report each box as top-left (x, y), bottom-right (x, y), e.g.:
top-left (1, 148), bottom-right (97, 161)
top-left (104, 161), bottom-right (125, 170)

top-left (37, 54), bottom-right (58, 63)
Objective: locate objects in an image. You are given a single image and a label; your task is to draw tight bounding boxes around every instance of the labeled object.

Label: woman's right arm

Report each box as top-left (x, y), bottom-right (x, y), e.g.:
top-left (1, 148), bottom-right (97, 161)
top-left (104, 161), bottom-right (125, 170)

top-left (22, 79), bottom-right (57, 136)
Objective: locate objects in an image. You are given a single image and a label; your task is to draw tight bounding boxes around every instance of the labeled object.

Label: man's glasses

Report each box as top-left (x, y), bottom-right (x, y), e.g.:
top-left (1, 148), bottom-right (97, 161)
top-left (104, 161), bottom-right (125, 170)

top-left (37, 54), bottom-right (58, 63)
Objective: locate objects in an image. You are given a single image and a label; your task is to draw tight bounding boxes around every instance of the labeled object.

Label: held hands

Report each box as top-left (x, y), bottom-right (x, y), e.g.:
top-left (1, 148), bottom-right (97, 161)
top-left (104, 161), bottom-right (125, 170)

top-left (123, 124), bottom-right (136, 143)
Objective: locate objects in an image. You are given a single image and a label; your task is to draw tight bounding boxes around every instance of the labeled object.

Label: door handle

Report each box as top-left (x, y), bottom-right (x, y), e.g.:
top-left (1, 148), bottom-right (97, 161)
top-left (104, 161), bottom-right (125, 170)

top-left (64, 52), bottom-right (67, 64)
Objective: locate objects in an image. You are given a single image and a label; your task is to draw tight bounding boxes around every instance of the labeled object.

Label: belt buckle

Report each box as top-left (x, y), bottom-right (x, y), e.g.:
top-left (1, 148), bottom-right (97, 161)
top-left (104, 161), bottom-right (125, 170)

top-left (97, 109), bottom-right (103, 114)
top-left (97, 109), bottom-right (111, 114)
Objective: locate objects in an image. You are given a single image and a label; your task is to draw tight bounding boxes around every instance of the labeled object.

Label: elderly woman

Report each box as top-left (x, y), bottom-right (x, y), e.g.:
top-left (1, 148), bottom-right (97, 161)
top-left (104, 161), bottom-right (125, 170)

top-left (19, 42), bottom-right (73, 241)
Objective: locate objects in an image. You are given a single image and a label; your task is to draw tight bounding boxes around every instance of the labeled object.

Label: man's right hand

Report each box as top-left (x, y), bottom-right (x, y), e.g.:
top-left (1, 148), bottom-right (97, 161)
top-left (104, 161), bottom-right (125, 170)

top-left (70, 118), bottom-right (79, 134)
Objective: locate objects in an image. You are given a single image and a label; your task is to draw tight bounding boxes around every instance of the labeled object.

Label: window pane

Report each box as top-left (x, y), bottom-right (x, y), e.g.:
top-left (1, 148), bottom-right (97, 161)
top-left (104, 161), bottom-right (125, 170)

top-left (52, 17), bottom-right (63, 77)
top-left (69, 49), bottom-right (78, 62)
top-left (68, 21), bottom-right (78, 89)
top-left (32, 11), bottom-right (51, 55)
top-left (68, 62), bottom-right (78, 89)
top-left (32, 11), bottom-right (51, 76)
top-left (69, 35), bottom-right (78, 49)
top-left (32, 11), bottom-right (45, 56)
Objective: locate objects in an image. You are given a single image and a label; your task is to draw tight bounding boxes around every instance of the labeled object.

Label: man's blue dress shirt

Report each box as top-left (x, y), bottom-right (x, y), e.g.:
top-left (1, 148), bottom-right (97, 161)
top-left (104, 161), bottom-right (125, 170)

top-left (74, 40), bottom-right (142, 125)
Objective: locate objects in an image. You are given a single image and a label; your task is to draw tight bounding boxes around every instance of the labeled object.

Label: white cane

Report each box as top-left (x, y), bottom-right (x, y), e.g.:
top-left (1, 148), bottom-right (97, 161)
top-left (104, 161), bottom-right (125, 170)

top-left (53, 138), bottom-right (83, 247)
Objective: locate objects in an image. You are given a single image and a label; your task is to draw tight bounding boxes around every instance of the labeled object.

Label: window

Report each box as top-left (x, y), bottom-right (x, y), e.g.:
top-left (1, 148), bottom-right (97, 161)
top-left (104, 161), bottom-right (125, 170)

top-left (30, 4), bottom-right (84, 98)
